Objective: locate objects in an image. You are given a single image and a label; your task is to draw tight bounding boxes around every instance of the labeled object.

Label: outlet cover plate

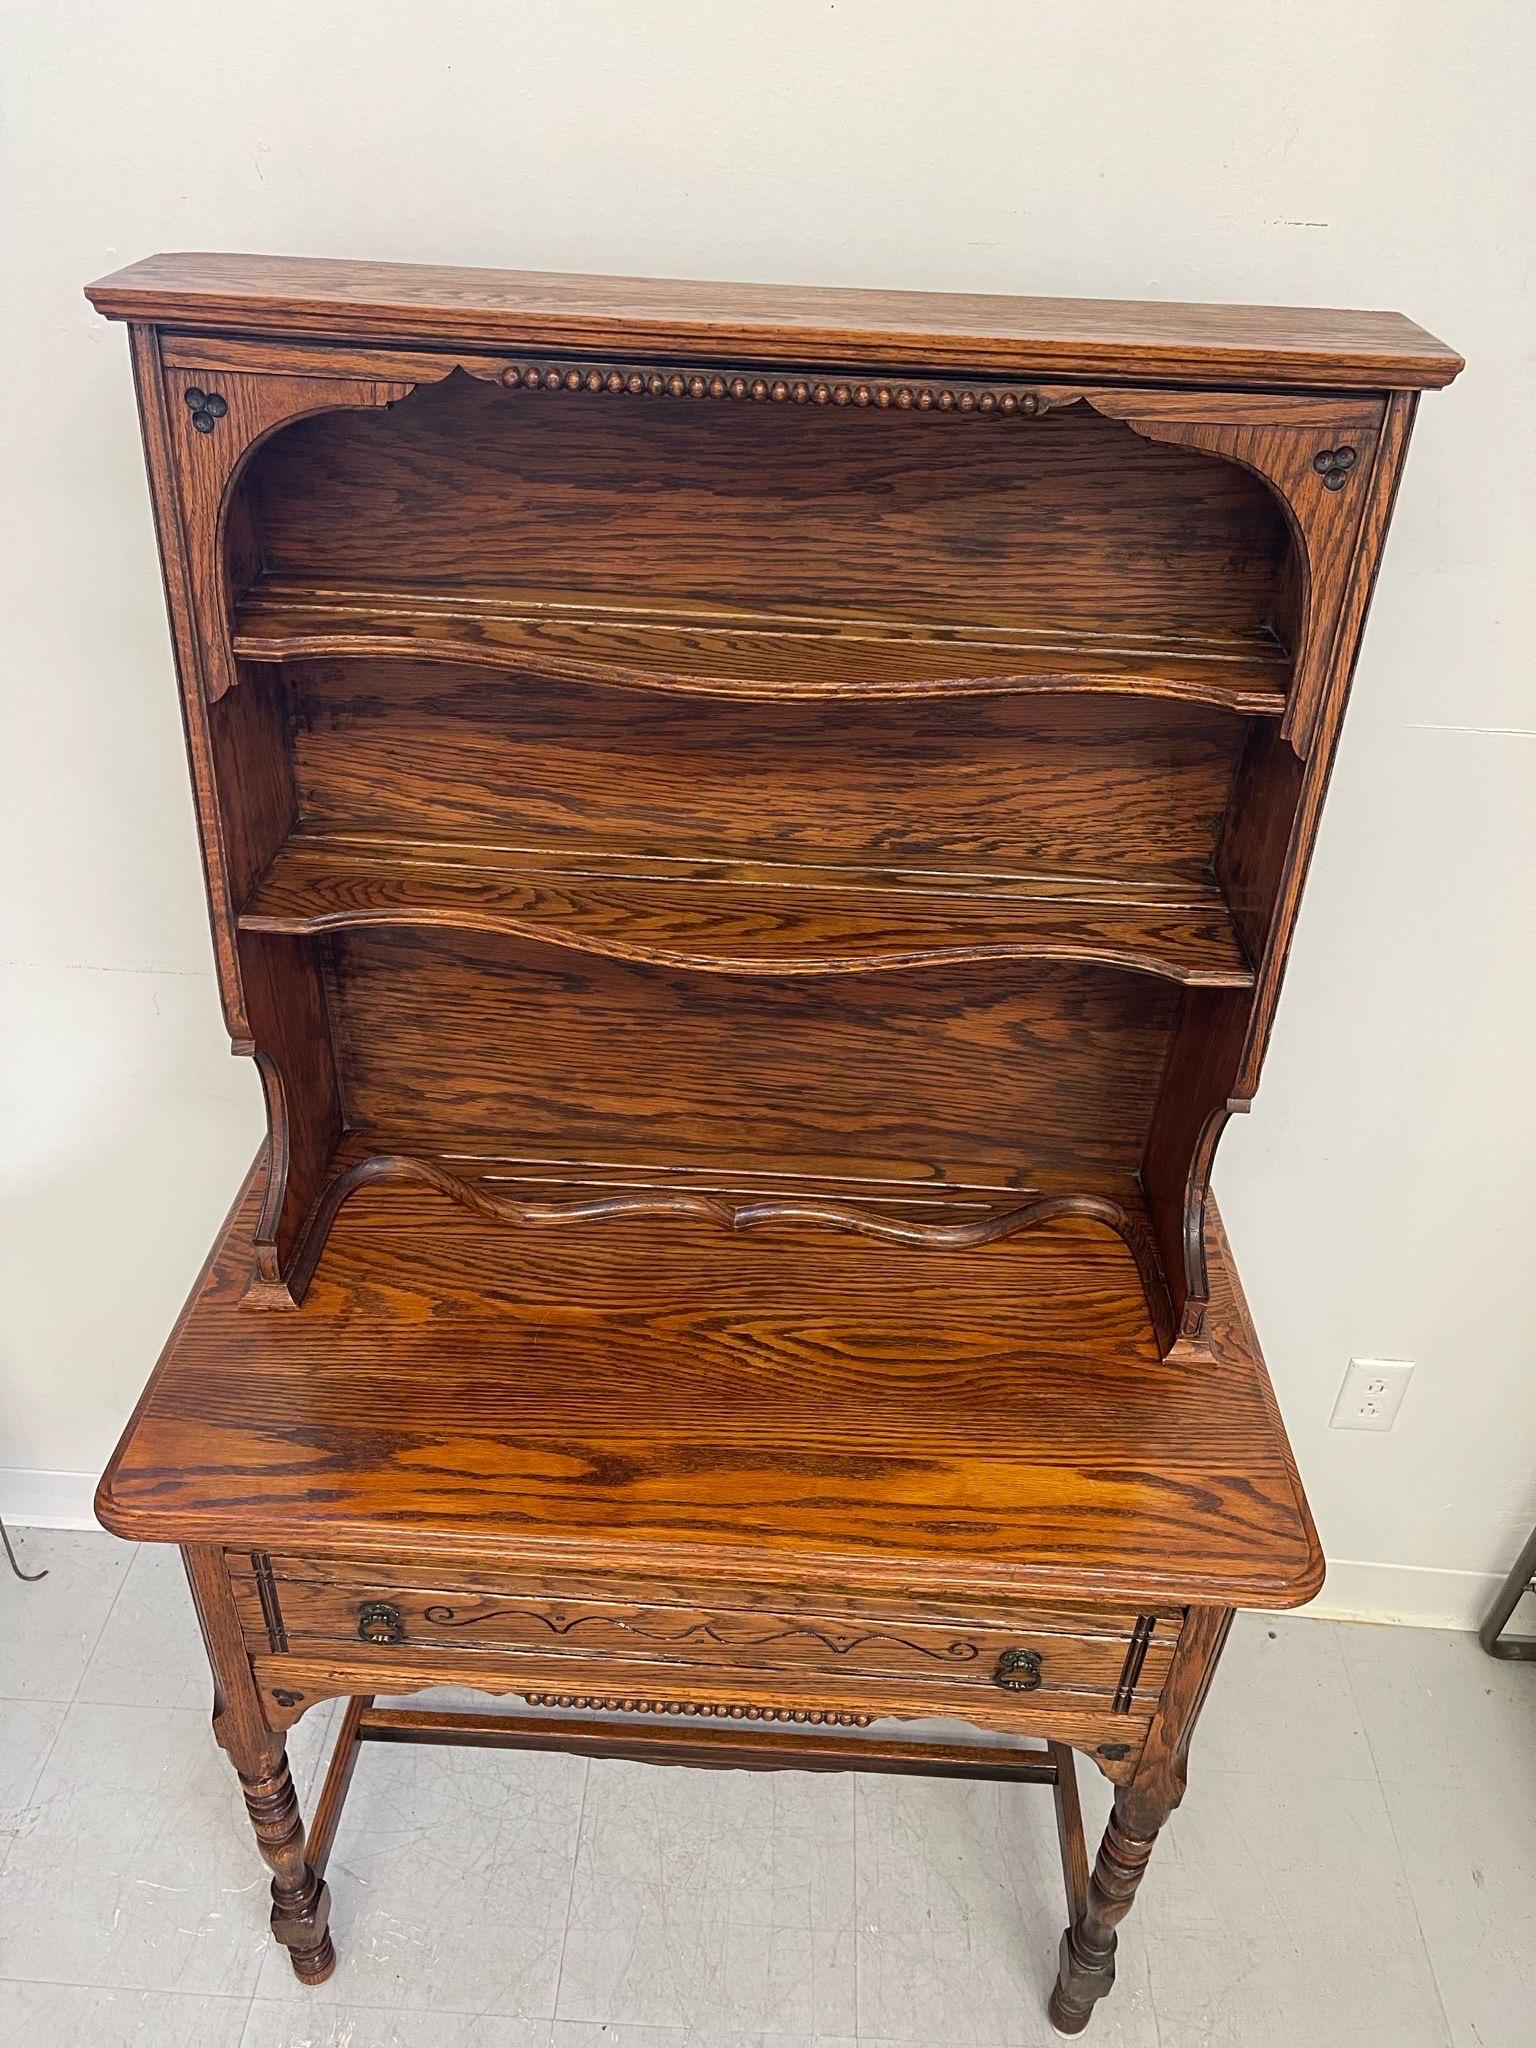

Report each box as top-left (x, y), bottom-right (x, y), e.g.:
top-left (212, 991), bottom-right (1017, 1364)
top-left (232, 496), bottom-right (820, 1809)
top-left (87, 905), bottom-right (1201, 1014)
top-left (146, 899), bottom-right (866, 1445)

top-left (1331, 1357), bottom-right (1415, 1432)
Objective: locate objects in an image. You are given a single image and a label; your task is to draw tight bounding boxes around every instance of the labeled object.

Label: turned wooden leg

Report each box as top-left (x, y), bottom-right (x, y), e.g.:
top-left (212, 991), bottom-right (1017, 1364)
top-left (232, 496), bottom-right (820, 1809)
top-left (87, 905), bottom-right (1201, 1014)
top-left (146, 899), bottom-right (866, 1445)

top-left (1048, 1604), bottom-right (1233, 2036)
top-left (237, 1746), bottom-right (335, 1983)
top-left (181, 1544), bottom-right (337, 1984)
top-left (1049, 1797), bottom-right (1160, 2033)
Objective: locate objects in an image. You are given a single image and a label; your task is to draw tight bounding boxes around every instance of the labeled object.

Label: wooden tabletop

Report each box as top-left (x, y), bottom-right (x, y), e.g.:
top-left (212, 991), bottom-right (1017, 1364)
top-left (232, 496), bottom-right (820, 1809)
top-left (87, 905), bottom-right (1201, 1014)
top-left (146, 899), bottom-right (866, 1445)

top-left (85, 253), bottom-right (1461, 391)
top-left (99, 1160), bottom-right (1321, 1611)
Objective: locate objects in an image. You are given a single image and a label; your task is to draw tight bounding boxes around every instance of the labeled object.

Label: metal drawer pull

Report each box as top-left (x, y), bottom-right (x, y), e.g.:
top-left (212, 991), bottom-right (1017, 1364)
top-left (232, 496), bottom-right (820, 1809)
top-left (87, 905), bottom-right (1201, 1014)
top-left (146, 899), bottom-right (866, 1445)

top-left (993, 1646), bottom-right (1043, 1692)
top-left (357, 1600), bottom-right (405, 1646)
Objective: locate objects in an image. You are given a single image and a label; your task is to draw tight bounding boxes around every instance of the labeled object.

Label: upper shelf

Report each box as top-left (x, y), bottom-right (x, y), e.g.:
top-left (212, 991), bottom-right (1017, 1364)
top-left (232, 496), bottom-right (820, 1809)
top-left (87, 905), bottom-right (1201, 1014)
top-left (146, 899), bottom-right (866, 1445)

top-left (238, 832), bottom-right (1254, 987)
top-left (231, 577), bottom-right (1291, 713)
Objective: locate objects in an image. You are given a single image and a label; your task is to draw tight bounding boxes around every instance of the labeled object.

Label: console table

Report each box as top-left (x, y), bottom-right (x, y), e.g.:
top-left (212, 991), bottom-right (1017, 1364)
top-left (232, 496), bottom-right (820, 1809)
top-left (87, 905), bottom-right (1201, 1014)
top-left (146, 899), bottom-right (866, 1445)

top-left (86, 254), bottom-right (1459, 2033)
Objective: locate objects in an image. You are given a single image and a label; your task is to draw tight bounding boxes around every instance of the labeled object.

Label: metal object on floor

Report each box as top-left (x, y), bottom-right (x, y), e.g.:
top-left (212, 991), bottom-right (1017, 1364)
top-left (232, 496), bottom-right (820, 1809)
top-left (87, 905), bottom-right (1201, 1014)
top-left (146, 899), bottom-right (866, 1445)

top-left (0, 1514), bottom-right (47, 1581)
top-left (1479, 1521), bottom-right (1536, 1661)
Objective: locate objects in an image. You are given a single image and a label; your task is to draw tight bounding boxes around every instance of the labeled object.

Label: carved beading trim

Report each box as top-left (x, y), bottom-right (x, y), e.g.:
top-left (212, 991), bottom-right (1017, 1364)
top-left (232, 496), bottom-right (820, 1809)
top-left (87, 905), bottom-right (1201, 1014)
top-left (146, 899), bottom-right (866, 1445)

top-left (497, 356), bottom-right (1059, 417)
top-left (522, 1691), bottom-right (872, 1725)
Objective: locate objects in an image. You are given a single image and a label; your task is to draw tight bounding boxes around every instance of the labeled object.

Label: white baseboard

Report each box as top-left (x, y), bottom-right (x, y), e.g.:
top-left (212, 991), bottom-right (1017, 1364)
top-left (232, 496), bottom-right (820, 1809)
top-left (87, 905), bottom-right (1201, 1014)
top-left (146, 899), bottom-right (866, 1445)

top-left (0, 1469), bottom-right (100, 1530)
top-left (1291, 1558), bottom-right (1505, 1631)
top-left (0, 1471), bottom-right (1512, 1631)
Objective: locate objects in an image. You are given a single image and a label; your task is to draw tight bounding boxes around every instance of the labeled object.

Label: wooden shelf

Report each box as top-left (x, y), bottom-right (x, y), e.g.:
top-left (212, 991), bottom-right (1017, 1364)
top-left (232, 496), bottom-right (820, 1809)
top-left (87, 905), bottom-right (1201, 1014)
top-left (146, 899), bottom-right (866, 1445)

top-left (321, 1126), bottom-right (1150, 1231)
top-left (239, 832), bottom-right (1255, 987)
top-left (241, 1129), bottom-right (1171, 1328)
top-left (231, 576), bottom-right (1291, 714)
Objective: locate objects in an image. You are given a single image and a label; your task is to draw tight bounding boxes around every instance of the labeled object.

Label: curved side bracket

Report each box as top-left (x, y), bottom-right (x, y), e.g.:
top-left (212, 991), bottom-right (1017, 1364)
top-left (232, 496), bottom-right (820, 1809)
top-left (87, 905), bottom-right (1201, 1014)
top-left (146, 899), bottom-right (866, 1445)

top-left (241, 933), bottom-right (343, 1308)
top-left (164, 365), bottom-right (416, 705)
top-left (132, 340), bottom-right (416, 1044)
top-left (1096, 404), bottom-right (1381, 758)
top-left (1138, 989), bottom-right (1253, 1357)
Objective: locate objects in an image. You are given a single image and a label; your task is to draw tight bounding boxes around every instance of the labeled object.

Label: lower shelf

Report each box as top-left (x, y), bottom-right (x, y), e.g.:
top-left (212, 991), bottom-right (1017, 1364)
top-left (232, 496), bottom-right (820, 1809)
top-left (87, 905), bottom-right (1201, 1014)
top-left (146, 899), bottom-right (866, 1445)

top-left (249, 1130), bottom-right (1173, 1343)
top-left (238, 831), bottom-right (1254, 987)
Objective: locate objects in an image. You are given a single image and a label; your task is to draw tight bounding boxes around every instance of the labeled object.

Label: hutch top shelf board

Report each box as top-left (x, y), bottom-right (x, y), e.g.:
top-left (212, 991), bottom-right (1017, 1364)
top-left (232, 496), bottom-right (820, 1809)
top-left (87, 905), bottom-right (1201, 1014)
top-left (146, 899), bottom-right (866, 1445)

top-left (87, 252), bottom-right (1463, 390)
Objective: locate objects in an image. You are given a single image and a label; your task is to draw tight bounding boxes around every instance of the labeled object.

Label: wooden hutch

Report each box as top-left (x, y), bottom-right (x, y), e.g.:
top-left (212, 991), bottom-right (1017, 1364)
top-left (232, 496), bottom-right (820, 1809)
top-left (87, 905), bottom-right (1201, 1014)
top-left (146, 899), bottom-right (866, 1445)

top-left (86, 254), bottom-right (1459, 2032)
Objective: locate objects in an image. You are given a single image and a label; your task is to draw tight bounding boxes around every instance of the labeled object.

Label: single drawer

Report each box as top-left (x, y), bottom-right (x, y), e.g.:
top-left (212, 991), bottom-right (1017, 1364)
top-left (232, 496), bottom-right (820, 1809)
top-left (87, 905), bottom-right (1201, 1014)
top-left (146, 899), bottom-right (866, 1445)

top-left (230, 1551), bottom-right (1180, 1720)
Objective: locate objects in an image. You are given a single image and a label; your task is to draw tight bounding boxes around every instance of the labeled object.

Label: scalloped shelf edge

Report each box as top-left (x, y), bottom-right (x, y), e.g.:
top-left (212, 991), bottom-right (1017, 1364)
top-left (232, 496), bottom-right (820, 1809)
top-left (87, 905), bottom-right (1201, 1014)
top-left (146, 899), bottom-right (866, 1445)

top-left (242, 1147), bottom-right (1177, 1355)
top-left (230, 619), bottom-right (1291, 714)
top-left (237, 897), bottom-right (1255, 989)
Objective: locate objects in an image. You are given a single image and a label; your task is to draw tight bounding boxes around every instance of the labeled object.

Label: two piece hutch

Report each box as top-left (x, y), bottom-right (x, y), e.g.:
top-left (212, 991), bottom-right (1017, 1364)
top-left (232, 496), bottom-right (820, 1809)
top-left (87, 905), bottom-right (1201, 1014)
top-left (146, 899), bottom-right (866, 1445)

top-left (86, 254), bottom-right (1459, 2032)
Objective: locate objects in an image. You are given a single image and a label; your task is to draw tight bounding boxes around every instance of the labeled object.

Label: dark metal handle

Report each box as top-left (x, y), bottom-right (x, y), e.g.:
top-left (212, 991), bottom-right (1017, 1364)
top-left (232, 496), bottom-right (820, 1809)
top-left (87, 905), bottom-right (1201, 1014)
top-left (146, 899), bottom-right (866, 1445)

top-left (357, 1600), bottom-right (404, 1646)
top-left (993, 1646), bottom-right (1043, 1692)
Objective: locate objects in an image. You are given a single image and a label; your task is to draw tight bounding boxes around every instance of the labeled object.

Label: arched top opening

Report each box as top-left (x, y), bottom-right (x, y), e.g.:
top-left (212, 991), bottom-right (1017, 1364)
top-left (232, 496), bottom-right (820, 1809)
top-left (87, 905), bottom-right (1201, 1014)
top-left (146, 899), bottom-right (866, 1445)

top-left (228, 368), bottom-right (1300, 706)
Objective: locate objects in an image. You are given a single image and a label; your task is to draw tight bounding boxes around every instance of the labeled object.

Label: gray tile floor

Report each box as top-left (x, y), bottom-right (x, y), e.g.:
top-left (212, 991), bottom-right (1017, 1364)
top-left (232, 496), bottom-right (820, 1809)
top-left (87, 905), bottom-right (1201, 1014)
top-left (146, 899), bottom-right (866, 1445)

top-left (0, 1530), bottom-right (1530, 2047)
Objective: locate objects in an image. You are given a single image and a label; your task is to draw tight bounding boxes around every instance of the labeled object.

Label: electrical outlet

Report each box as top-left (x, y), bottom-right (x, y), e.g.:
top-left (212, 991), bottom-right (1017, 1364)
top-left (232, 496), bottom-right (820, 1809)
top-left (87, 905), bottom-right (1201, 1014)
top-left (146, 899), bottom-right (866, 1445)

top-left (1330, 1358), bottom-right (1414, 1432)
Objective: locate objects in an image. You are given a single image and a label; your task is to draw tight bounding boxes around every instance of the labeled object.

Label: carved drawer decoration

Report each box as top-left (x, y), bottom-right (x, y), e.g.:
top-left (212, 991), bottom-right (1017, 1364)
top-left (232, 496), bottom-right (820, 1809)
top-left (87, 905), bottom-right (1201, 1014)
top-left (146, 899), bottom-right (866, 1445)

top-left (229, 1552), bottom-right (1180, 1721)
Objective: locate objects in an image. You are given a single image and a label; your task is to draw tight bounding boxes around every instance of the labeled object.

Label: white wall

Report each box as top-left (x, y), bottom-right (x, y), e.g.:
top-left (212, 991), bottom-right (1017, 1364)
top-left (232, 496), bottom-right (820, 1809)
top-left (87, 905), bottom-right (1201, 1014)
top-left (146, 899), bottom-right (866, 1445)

top-left (2, 1), bottom-right (1532, 1625)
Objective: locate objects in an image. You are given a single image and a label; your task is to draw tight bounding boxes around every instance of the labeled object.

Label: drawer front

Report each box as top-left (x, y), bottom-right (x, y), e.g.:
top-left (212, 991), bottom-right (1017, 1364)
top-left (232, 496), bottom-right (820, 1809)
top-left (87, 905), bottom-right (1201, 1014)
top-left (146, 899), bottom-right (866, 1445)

top-left (230, 1551), bottom-right (1179, 1718)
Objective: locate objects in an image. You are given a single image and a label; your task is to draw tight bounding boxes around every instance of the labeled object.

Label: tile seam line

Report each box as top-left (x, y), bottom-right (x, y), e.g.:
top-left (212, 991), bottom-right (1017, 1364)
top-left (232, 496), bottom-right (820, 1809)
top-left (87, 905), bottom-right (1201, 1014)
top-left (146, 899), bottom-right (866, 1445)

top-left (71, 1537), bottom-right (140, 1705)
top-left (1334, 1634), bottom-right (1458, 2048)
top-left (548, 1752), bottom-right (591, 2023)
top-left (0, 1975), bottom-right (255, 2005)
top-left (0, 1703), bottom-right (70, 1888)
top-left (231, 1987), bottom-right (264, 2047)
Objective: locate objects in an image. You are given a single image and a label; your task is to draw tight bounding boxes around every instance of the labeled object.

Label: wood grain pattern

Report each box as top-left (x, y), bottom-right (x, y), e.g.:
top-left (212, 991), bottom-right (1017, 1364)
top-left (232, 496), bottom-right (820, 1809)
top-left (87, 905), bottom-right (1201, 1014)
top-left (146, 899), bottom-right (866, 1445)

top-left (119, 333), bottom-right (407, 1043)
top-left (237, 932), bottom-right (342, 1306)
top-left (326, 929), bottom-right (1179, 1186)
top-left (231, 1550), bottom-right (1183, 1637)
top-left (241, 833), bottom-right (1253, 986)
top-left (124, 326), bottom-right (251, 1040)
top-left (121, 305), bottom-right (1432, 1326)
top-left (226, 1564), bottom-right (1175, 1706)
top-left (268, 1150), bottom-right (1171, 1341)
top-left (1230, 390), bottom-right (1423, 1101)
top-left (161, 365), bottom-right (412, 705)
top-left (1051, 1603), bottom-right (1234, 2030)
top-left (89, 263), bottom-right (1456, 2021)
top-left (250, 1645), bottom-right (1151, 1758)
top-left (234, 576), bottom-right (1291, 712)
top-left (242, 375), bottom-right (1295, 643)
top-left (181, 1544), bottom-right (334, 1982)
top-left (98, 1162), bottom-right (1323, 1611)
top-left (283, 661), bottom-right (1247, 877)
top-left (1116, 410), bottom-right (1384, 755)
top-left (86, 253), bottom-right (1463, 389)
top-left (155, 330), bottom-right (1394, 423)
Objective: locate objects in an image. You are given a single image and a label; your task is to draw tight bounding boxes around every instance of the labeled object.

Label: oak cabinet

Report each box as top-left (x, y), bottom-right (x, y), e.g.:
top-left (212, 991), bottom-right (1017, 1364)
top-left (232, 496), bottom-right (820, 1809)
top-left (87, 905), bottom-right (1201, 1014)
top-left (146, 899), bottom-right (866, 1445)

top-left (87, 252), bottom-right (1459, 2028)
